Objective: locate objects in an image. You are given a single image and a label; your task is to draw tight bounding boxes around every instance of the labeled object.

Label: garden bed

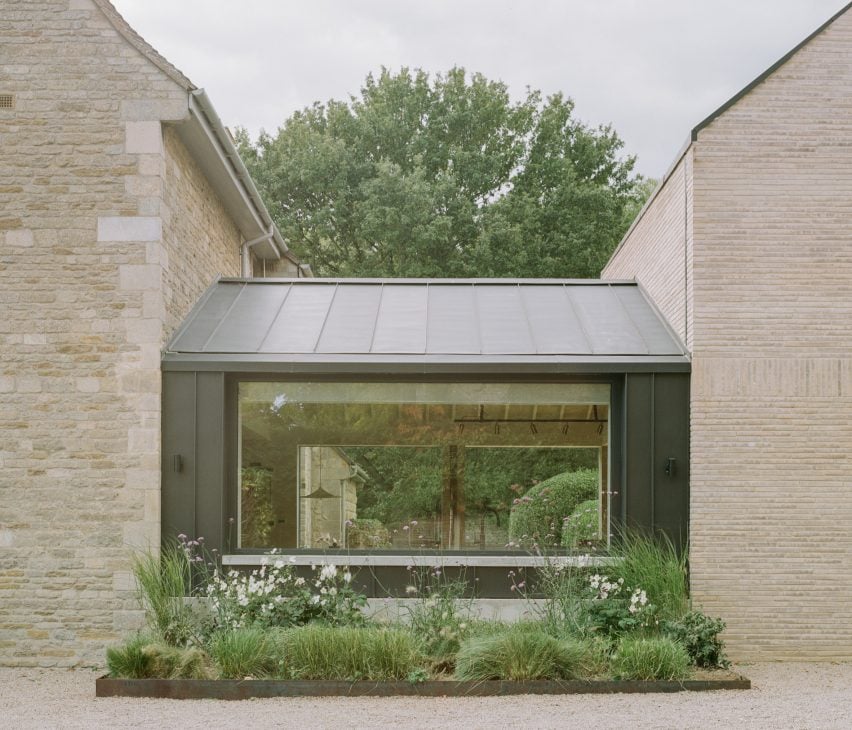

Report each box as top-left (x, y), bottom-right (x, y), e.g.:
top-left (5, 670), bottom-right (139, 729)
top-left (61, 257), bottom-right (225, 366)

top-left (109, 535), bottom-right (739, 695)
top-left (96, 671), bottom-right (750, 699)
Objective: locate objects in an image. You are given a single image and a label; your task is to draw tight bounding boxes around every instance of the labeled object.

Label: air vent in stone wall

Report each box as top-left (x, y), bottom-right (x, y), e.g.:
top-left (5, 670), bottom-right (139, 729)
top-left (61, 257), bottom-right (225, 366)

top-left (0, 94), bottom-right (14, 109)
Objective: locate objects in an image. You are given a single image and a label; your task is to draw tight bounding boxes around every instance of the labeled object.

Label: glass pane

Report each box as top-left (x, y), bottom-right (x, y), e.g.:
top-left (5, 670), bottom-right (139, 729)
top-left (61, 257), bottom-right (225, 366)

top-left (238, 382), bottom-right (609, 552)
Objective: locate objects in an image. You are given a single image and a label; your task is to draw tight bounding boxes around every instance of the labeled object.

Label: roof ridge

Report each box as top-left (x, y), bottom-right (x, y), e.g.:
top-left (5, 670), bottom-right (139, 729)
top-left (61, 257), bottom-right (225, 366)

top-left (91, 0), bottom-right (196, 91)
top-left (690, 0), bottom-right (852, 140)
top-left (605, 1), bottom-right (852, 271)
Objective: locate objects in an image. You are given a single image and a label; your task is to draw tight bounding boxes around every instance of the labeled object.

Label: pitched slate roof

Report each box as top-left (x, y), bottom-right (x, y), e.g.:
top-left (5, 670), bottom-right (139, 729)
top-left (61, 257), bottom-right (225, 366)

top-left (163, 278), bottom-right (689, 373)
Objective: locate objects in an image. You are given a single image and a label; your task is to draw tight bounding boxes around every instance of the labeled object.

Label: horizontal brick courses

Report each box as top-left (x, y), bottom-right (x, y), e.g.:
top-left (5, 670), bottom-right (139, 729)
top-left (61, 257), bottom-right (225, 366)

top-left (604, 8), bottom-right (852, 659)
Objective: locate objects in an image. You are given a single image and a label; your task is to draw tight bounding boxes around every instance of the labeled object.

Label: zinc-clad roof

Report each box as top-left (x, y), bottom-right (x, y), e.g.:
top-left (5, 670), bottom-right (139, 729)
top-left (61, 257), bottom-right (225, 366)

top-left (163, 278), bottom-right (689, 373)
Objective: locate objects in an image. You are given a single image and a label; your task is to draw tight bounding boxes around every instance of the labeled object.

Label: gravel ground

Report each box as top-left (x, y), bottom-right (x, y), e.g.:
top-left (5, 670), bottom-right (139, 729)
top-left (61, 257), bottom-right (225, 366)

top-left (2, 664), bottom-right (851, 729)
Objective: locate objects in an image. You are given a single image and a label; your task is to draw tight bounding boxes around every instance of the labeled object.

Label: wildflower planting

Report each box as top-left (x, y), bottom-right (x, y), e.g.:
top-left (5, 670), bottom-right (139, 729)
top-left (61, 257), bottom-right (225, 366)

top-left (105, 531), bottom-right (732, 688)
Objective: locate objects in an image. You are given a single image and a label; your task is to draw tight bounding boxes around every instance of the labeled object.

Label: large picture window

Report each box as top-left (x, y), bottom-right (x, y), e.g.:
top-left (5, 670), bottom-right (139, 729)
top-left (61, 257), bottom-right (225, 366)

top-left (238, 382), bottom-right (610, 553)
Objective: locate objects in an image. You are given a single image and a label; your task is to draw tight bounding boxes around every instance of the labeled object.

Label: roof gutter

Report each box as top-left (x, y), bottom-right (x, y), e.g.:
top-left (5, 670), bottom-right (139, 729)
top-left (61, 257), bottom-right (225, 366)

top-left (188, 89), bottom-right (304, 272)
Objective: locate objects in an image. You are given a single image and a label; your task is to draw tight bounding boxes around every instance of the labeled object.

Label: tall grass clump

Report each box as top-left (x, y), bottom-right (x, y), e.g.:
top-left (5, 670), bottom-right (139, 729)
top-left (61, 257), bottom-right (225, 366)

top-left (107, 634), bottom-right (214, 679)
top-left (131, 539), bottom-right (199, 646)
top-left (612, 531), bottom-right (688, 622)
top-left (613, 636), bottom-right (690, 680)
top-left (454, 625), bottom-right (591, 681)
top-left (276, 625), bottom-right (420, 681)
top-left (106, 633), bottom-right (153, 679)
top-left (526, 560), bottom-right (593, 639)
top-left (209, 627), bottom-right (278, 678)
top-left (141, 644), bottom-right (215, 679)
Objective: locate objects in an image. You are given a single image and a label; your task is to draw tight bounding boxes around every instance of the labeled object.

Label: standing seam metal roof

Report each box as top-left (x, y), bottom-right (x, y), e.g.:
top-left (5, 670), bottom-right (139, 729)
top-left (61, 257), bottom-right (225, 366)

top-left (164, 279), bottom-right (689, 372)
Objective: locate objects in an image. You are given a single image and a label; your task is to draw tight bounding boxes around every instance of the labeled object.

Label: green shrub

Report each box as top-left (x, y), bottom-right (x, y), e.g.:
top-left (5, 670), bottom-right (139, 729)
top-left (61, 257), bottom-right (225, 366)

top-left (454, 625), bottom-right (590, 681)
top-left (346, 518), bottom-right (391, 549)
top-left (508, 469), bottom-right (598, 547)
top-left (663, 611), bottom-right (730, 668)
top-left (560, 499), bottom-right (600, 548)
top-left (612, 636), bottom-right (690, 680)
top-left (276, 625), bottom-right (420, 681)
top-left (611, 531), bottom-right (689, 622)
top-left (209, 627), bottom-right (278, 679)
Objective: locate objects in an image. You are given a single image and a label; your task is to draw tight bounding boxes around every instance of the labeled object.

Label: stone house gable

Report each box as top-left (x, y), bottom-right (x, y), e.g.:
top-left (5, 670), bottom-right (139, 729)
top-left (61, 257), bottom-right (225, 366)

top-left (0, 0), bottom-right (301, 666)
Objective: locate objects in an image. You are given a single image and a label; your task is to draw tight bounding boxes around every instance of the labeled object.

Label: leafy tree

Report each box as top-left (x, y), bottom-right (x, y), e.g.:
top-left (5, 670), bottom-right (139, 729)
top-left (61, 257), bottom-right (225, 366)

top-left (236, 67), bottom-right (652, 278)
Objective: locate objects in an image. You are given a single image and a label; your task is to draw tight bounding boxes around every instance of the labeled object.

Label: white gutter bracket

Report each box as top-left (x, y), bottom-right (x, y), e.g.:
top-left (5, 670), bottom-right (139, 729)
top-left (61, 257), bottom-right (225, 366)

top-left (241, 224), bottom-right (275, 277)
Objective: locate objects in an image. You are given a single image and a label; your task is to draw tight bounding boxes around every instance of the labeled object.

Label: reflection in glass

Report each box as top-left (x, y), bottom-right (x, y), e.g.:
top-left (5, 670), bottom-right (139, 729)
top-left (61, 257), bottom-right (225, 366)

top-left (238, 382), bottom-right (610, 552)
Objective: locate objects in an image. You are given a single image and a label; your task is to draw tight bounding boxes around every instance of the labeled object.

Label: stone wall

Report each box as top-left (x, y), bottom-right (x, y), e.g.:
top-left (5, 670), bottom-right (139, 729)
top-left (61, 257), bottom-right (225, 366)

top-left (0, 0), bottom-right (243, 666)
top-left (160, 126), bottom-right (242, 336)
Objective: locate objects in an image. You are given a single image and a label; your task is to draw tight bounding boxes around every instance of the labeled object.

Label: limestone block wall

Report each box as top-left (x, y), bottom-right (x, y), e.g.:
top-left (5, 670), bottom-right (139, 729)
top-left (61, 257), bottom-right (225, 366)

top-left (602, 149), bottom-right (694, 350)
top-left (688, 9), bottom-right (852, 660)
top-left (160, 126), bottom-right (242, 335)
top-left (0, 0), bottom-right (242, 666)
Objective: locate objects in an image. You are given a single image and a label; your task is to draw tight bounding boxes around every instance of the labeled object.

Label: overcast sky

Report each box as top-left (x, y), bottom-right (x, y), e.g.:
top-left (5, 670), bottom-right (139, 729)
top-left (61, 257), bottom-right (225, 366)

top-left (112, 0), bottom-right (848, 178)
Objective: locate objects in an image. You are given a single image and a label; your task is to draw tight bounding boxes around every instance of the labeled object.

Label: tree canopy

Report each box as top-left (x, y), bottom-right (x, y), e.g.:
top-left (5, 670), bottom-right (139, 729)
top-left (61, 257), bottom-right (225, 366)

top-left (236, 67), bottom-right (652, 278)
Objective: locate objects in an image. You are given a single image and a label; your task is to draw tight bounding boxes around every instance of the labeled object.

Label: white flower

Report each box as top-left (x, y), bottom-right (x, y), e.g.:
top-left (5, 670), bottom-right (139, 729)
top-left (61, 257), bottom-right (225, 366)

top-left (405, 585), bottom-right (418, 595)
top-left (295, 577), bottom-right (305, 587)
top-left (310, 595), bottom-right (320, 604)
top-left (320, 564), bottom-right (337, 582)
top-left (343, 572), bottom-right (352, 584)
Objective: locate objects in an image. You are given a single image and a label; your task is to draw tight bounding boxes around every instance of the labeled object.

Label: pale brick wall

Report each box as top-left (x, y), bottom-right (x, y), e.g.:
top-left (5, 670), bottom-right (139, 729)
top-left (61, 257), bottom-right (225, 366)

top-left (602, 149), bottom-right (694, 350)
top-left (0, 0), bottom-right (243, 666)
top-left (688, 9), bottom-right (852, 660)
top-left (605, 8), bottom-right (852, 659)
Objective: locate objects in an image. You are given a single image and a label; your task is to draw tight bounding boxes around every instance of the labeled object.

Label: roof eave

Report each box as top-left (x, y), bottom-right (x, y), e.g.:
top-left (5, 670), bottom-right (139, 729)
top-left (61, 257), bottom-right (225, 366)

top-left (175, 90), bottom-right (300, 266)
top-left (161, 353), bottom-right (692, 375)
top-left (93, 1), bottom-right (304, 271)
